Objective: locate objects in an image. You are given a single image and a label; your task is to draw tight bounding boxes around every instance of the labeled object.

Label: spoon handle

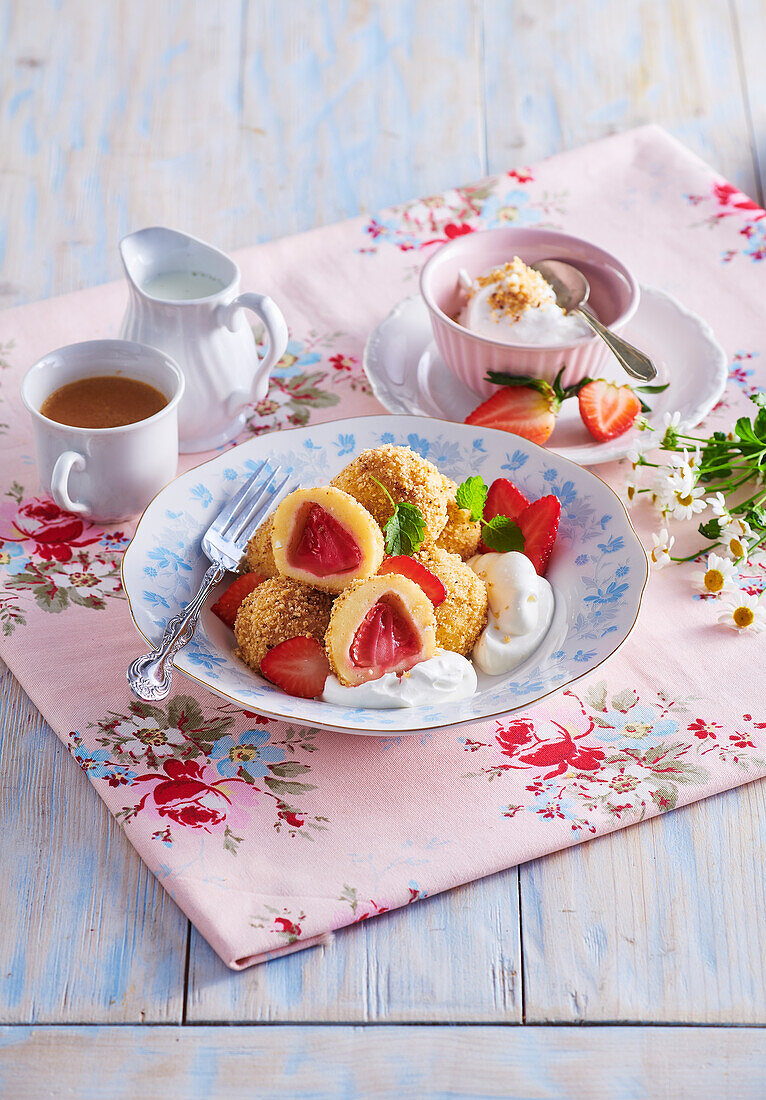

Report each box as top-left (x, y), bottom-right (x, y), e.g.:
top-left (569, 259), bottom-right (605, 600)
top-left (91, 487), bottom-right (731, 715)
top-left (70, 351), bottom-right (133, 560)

top-left (575, 307), bottom-right (657, 382)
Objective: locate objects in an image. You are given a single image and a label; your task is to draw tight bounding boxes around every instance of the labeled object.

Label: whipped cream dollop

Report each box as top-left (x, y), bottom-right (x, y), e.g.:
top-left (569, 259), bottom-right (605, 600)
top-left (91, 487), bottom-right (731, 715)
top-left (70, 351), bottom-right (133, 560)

top-left (322, 648), bottom-right (477, 709)
top-left (469, 551), bottom-right (554, 676)
top-left (457, 258), bottom-right (590, 346)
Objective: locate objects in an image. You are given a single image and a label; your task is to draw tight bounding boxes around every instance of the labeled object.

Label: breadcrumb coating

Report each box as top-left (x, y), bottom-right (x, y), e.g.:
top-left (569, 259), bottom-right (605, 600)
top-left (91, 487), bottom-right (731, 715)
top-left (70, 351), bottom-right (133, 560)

top-left (245, 514), bottom-right (277, 578)
top-left (234, 576), bottom-right (333, 672)
top-left (415, 546), bottom-right (487, 656)
top-left (331, 445), bottom-right (450, 544)
top-left (436, 479), bottom-right (481, 560)
top-left (325, 574), bottom-right (436, 686)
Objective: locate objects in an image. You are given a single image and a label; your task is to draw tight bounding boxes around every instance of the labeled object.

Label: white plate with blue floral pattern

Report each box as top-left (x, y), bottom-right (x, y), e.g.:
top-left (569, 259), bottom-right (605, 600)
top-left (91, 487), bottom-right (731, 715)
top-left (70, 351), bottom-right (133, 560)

top-left (122, 415), bottom-right (648, 735)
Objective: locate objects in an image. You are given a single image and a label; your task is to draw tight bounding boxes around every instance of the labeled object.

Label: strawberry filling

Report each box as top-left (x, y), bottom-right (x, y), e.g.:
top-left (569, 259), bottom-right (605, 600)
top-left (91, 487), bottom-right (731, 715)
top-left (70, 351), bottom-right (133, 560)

top-left (349, 597), bottom-right (422, 672)
top-left (289, 504), bottom-right (363, 576)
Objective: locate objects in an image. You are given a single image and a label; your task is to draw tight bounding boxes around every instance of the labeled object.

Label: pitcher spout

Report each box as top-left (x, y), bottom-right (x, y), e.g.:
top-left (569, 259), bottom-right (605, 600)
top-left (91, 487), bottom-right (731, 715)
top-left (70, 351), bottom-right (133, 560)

top-left (119, 227), bottom-right (238, 298)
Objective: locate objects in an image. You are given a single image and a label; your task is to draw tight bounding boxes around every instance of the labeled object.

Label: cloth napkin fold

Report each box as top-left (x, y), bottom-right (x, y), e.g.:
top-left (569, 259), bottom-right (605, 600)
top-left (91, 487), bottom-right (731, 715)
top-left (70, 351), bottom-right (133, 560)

top-left (1, 125), bottom-right (765, 968)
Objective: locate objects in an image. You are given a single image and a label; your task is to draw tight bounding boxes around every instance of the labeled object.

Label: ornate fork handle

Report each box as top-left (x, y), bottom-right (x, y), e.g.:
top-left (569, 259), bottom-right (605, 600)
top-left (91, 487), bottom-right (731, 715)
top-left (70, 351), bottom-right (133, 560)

top-left (127, 562), bottom-right (227, 701)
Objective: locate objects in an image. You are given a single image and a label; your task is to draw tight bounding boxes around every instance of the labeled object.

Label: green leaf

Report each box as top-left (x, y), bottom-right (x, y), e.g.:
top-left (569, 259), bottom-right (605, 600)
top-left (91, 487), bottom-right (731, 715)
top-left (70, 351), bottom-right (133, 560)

top-left (634, 383), bottom-right (670, 394)
top-left (168, 695), bottom-right (204, 731)
top-left (610, 688), bottom-right (638, 713)
top-left (264, 777), bottom-right (317, 796)
top-left (583, 680), bottom-right (608, 712)
top-left (68, 589), bottom-right (106, 610)
top-left (480, 516), bottom-right (525, 553)
top-left (268, 761), bottom-right (312, 778)
top-left (484, 370), bottom-right (553, 395)
top-left (384, 500), bottom-right (426, 556)
top-left (651, 786), bottom-right (678, 813)
top-left (130, 701), bottom-right (168, 724)
top-left (455, 475), bottom-right (488, 522)
top-left (33, 586), bottom-right (69, 613)
top-left (698, 518), bottom-right (722, 540)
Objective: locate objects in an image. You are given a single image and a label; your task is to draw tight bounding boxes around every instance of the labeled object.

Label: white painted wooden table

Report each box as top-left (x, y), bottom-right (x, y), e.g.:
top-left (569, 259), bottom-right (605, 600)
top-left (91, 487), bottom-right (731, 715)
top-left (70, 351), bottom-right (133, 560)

top-left (2, 2), bottom-right (766, 1096)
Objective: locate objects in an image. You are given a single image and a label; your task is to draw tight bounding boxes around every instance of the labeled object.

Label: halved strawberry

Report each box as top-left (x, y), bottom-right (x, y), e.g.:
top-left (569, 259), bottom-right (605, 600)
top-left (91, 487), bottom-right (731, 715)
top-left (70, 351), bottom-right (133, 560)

top-left (378, 556), bottom-right (446, 605)
top-left (478, 477), bottom-right (531, 553)
top-left (211, 573), bottom-right (264, 629)
top-left (350, 600), bottom-right (421, 670)
top-left (290, 503), bottom-right (363, 575)
top-left (260, 635), bottom-right (331, 698)
top-left (578, 379), bottom-right (641, 442)
top-left (485, 477), bottom-right (530, 522)
top-left (516, 495), bottom-right (561, 575)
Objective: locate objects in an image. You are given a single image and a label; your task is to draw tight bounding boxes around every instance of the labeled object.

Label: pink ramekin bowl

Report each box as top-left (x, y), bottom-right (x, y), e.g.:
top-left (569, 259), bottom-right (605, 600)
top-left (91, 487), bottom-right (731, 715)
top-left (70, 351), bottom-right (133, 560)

top-left (419, 226), bottom-right (640, 399)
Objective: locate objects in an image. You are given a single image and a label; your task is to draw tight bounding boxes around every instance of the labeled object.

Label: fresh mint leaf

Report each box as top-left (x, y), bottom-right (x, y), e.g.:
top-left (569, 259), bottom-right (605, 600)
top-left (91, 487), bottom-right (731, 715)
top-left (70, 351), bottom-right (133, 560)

top-left (384, 501), bottom-right (425, 556)
top-left (480, 515), bottom-right (525, 553)
top-left (455, 475), bottom-right (488, 522)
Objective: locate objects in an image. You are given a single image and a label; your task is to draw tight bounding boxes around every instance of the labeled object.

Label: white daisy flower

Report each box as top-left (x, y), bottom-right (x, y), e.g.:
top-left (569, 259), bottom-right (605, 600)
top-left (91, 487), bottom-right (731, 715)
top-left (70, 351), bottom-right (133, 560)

top-left (649, 529), bottom-right (674, 569)
top-left (624, 480), bottom-right (639, 508)
top-left (626, 439), bottom-right (650, 467)
top-left (667, 482), bottom-right (707, 522)
top-left (662, 411), bottom-right (687, 432)
top-left (718, 590), bottom-right (766, 632)
top-left (721, 517), bottom-right (753, 561)
top-left (661, 411), bottom-right (689, 448)
top-left (667, 447), bottom-right (702, 474)
top-left (651, 466), bottom-right (685, 512)
top-left (690, 553), bottom-right (738, 596)
top-left (708, 492), bottom-right (730, 520)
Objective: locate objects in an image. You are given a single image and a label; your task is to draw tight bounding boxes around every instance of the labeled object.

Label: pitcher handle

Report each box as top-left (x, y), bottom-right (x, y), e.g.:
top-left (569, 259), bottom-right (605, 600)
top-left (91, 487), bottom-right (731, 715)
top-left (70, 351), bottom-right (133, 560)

top-left (219, 293), bottom-right (289, 412)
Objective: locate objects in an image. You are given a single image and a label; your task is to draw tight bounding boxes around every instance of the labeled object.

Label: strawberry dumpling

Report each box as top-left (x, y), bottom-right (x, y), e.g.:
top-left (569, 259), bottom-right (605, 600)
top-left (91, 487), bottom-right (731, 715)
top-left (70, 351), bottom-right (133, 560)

top-left (271, 486), bottom-right (384, 593)
top-left (325, 574), bottom-right (437, 687)
top-left (234, 575), bottom-right (333, 673)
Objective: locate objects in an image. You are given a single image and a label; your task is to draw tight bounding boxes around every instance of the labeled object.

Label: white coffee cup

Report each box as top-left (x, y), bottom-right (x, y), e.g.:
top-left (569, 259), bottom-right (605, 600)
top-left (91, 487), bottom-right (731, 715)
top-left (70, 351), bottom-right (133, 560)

top-left (21, 339), bottom-right (185, 523)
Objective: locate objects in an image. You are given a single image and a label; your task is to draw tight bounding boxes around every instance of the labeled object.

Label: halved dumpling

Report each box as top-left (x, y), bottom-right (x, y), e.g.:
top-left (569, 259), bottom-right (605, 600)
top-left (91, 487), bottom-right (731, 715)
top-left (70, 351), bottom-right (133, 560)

top-left (326, 574), bottom-right (436, 687)
top-left (271, 486), bottom-right (384, 592)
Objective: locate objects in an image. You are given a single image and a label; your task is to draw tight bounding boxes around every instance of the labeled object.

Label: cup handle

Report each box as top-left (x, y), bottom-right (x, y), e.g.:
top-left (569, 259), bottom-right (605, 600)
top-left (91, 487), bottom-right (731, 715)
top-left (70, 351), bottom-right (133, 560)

top-left (51, 451), bottom-right (89, 515)
top-left (219, 292), bottom-right (289, 414)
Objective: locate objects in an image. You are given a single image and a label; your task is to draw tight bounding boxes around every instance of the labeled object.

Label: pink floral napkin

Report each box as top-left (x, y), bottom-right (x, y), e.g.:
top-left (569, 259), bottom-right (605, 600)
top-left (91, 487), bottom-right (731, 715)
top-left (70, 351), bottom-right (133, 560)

top-left (1, 125), bottom-right (765, 968)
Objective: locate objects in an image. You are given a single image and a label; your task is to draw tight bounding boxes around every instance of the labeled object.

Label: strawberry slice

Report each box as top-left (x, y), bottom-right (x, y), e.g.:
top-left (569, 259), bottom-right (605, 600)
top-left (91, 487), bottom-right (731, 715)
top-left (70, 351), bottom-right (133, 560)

top-left (378, 556), bottom-right (446, 606)
top-left (290, 504), bottom-right (363, 575)
top-left (578, 379), bottom-right (641, 442)
top-left (211, 573), bottom-right (264, 629)
top-left (485, 478), bottom-right (530, 522)
top-left (516, 495), bottom-right (561, 575)
top-left (350, 600), bottom-right (421, 671)
top-left (260, 635), bottom-right (331, 698)
top-left (478, 477), bottom-right (531, 553)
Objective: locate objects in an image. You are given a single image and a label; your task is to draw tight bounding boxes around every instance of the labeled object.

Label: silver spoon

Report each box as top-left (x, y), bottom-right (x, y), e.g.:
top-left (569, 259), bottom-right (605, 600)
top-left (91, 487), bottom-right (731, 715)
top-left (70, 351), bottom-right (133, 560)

top-left (532, 259), bottom-right (657, 382)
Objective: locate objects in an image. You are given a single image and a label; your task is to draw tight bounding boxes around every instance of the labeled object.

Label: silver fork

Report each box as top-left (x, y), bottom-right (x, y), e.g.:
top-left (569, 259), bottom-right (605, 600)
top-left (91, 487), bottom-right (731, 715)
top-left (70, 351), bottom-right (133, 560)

top-left (127, 460), bottom-right (295, 702)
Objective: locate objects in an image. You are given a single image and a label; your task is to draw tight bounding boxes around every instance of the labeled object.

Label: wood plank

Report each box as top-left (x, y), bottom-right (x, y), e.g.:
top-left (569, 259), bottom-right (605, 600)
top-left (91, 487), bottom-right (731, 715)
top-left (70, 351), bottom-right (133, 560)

top-left (482, 0), bottom-right (760, 196)
top-left (521, 780), bottom-right (766, 1023)
top-left (0, 0), bottom-right (485, 308)
top-left (731, 0), bottom-right (766, 201)
top-left (2, 1024), bottom-right (765, 1099)
top-left (187, 871), bottom-right (521, 1022)
top-left (0, 660), bottom-right (187, 1022)
top-left (239, 0), bottom-right (485, 235)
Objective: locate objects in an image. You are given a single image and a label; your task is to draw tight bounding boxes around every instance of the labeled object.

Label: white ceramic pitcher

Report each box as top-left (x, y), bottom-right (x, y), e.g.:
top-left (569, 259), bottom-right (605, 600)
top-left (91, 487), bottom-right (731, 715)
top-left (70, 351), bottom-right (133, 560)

top-left (119, 227), bottom-right (289, 452)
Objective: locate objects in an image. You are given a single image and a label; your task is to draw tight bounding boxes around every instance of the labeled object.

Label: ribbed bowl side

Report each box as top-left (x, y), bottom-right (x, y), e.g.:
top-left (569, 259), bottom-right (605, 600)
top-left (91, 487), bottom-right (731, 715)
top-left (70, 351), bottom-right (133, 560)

top-left (430, 310), bottom-right (623, 399)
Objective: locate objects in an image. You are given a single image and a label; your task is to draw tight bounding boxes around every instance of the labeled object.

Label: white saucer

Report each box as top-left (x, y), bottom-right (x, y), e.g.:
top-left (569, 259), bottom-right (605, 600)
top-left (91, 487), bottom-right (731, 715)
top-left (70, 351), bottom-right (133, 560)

top-left (363, 287), bottom-right (728, 465)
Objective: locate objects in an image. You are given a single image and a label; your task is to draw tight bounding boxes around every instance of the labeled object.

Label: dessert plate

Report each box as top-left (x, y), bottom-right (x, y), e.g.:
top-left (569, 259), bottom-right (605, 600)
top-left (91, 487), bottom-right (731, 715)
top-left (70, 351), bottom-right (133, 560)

top-left (363, 288), bottom-right (728, 466)
top-left (122, 415), bottom-right (648, 736)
